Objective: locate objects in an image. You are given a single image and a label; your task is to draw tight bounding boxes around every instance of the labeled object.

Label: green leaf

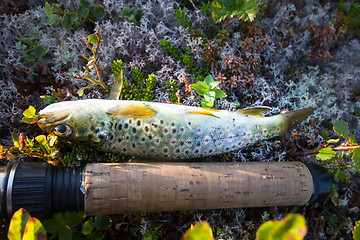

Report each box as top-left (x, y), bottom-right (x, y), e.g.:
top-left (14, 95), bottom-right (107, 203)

top-left (63, 212), bottom-right (86, 228)
top-left (25, 55), bottom-right (35, 61)
top-left (48, 135), bottom-right (57, 147)
top-left (77, 88), bottom-right (84, 96)
top-left (191, 82), bottom-right (209, 95)
top-left (87, 34), bottom-right (99, 44)
top-left (204, 75), bottom-right (214, 86)
top-left (45, 2), bottom-right (52, 17)
top-left (212, 88), bottom-right (227, 98)
top-left (320, 129), bottom-right (329, 140)
top-left (119, 8), bottom-right (130, 18)
top-left (183, 221), bottom-right (214, 240)
top-left (350, 134), bottom-right (358, 145)
top-left (201, 98), bottom-right (213, 108)
top-left (211, 0), bottom-right (261, 23)
top-left (94, 215), bottom-right (112, 230)
top-left (326, 139), bottom-right (340, 144)
top-left (35, 135), bottom-right (47, 144)
top-left (69, 12), bottom-right (78, 22)
top-left (47, 13), bottom-right (59, 25)
top-left (87, 232), bottom-right (105, 240)
top-left (333, 168), bottom-right (350, 181)
top-left (352, 148), bottom-right (360, 171)
top-left (94, 5), bottom-right (106, 21)
top-left (8, 208), bottom-right (31, 240)
top-left (43, 218), bottom-right (62, 234)
top-left (82, 220), bottom-right (95, 235)
top-left (80, 0), bottom-right (90, 8)
top-left (316, 147), bottom-right (337, 160)
top-left (22, 217), bottom-right (47, 240)
top-left (209, 81), bottom-right (220, 89)
top-left (256, 214), bottom-right (307, 240)
top-left (61, 16), bottom-right (72, 30)
top-left (52, 3), bottom-right (63, 15)
top-left (40, 95), bottom-right (57, 105)
top-left (22, 117), bottom-right (38, 124)
top-left (33, 45), bottom-right (47, 58)
top-left (353, 219), bottom-right (360, 240)
top-left (78, 5), bottom-right (89, 19)
top-left (12, 132), bottom-right (19, 144)
top-left (333, 120), bottom-right (349, 139)
top-left (16, 38), bottom-right (34, 47)
top-left (59, 225), bottom-right (73, 240)
top-left (204, 90), bottom-right (216, 104)
top-left (23, 106), bottom-right (37, 118)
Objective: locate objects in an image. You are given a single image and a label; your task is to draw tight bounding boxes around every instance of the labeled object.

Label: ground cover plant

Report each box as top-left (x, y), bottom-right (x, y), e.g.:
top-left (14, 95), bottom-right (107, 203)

top-left (0, 0), bottom-right (360, 239)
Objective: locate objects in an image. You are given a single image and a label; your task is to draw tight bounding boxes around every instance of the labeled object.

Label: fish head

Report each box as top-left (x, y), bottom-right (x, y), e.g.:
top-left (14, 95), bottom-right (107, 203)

top-left (37, 100), bottom-right (110, 145)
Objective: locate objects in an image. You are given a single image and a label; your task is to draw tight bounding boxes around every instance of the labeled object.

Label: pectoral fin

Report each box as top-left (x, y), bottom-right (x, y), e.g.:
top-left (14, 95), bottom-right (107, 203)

top-left (236, 106), bottom-right (272, 117)
top-left (106, 103), bottom-right (158, 119)
top-left (187, 110), bottom-right (220, 118)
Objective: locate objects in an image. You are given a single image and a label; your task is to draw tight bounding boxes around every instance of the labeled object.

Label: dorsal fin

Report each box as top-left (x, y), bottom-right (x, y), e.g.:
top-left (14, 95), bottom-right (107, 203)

top-left (187, 110), bottom-right (220, 118)
top-left (236, 106), bottom-right (272, 117)
top-left (106, 103), bottom-right (158, 119)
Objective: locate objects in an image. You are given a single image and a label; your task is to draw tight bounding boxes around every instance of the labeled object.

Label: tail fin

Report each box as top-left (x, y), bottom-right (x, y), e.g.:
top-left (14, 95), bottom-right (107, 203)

top-left (280, 107), bottom-right (314, 144)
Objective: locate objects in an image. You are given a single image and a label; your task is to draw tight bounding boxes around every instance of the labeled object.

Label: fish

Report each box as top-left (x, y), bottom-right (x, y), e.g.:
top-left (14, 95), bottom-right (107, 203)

top-left (37, 99), bottom-right (314, 160)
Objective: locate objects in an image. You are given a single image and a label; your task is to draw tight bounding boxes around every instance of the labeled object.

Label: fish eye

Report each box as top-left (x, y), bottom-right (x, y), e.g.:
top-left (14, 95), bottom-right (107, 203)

top-left (54, 125), bottom-right (72, 138)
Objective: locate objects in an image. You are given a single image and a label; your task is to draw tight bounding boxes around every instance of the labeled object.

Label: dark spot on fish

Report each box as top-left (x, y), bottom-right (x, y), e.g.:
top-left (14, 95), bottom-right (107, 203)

top-left (160, 120), bottom-right (164, 124)
top-left (95, 129), bottom-right (100, 134)
top-left (122, 147), bottom-right (127, 152)
top-left (171, 140), bottom-right (176, 144)
top-left (148, 135), bottom-right (152, 140)
top-left (108, 135), bottom-right (113, 140)
top-left (118, 138), bottom-right (122, 143)
top-left (101, 122), bottom-right (105, 127)
top-left (180, 128), bottom-right (184, 132)
top-left (185, 150), bottom-right (189, 154)
top-left (79, 126), bottom-right (87, 135)
top-left (209, 149), bottom-right (213, 153)
top-left (163, 148), bottom-right (168, 153)
top-left (144, 126), bottom-right (149, 132)
top-left (164, 128), bottom-right (168, 133)
top-left (140, 137), bottom-right (145, 142)
top-left (136, 120), bottom-right (141, 126)
top-left (142, 150), bottom-right (146, 154)
top-left (196, 142), bottom-right (201, 147)
top-left (186, 141), bottom-right (191, 144)
top-left (151, 122), bottom-right (157, 128)
top-left (132, 143), bottom-right (136, 148)
top-left (175, 149), bottom-right (180, 153)
top-left (118, 124), bottom-right (122, 131)
top-left (128, 119), bottom-right (132, 124)
top-left (194, 149), bottom-right (199, 154)
top-left (226, 147), bottom-right (229, 151)
top-left (172, 129), bottom-right (176, 133)
top-left (150, 148), bottom-right (155, 153)
top-left (132, 127), bottom-right (136, 134)
top-left (154, 138), bottom-right (159, 143)
top-left (171, 122), bottom-right (175, 126)
top-left (179, 141), bottom-right (184, 146)
top-left (125, 136), bottom-right (129, 140)
top-left (188, 122), bottom-right (191, 126)
top-left (124, 123), bottom-right (128, 129)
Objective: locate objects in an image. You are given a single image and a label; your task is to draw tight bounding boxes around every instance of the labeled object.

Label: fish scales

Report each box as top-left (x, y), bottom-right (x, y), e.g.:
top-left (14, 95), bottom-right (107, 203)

top-left (37, 99), bottom-right (314, 160)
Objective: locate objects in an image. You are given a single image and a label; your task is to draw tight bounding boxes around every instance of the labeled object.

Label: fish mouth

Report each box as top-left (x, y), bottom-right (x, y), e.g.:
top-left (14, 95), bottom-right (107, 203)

top-left (37, 111), bottom-right (71, 131)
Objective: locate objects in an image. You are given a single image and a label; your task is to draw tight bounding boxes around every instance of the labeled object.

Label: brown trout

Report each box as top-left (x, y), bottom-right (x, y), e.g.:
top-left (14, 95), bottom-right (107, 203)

top-left (37, 100), bottom-right (313, 160)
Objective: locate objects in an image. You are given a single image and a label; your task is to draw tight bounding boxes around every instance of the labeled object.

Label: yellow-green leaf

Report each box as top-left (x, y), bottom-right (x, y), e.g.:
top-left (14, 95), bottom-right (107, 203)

top-left (316, 147), bottom-right (336, 160)
top-left (353, 219), bottom-right (360, 240)
top-left (22, 217), bottom-right (47, 240)
top-left (35, 135), bottom-right (47, 144)
top-left (8, 208), bottom-right (31, 240)
top-left (352, 148), bottom-right (360, 171)
top-left (183, 221), bottom-right (214, 240)
top-left (23, 106), bottom-right (37, 118)
top-left (256, 214), bottom-right (307, 240)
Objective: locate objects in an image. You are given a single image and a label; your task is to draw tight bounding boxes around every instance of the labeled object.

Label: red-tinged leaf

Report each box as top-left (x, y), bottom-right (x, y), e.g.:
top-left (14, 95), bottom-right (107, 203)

top-left (8, 208), bottom-right (31, 240)
top-left (22, 217), bottom-right (47, 240)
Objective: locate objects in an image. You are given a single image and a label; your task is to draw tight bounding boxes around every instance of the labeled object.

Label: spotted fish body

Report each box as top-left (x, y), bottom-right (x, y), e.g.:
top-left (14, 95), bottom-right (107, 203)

top-left (38, 99), bottom-right (313, 160)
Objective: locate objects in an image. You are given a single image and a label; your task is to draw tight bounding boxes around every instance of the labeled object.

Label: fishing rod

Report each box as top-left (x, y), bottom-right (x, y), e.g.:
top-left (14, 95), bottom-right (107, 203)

top-left (0, 161), bottom-right (331, 219)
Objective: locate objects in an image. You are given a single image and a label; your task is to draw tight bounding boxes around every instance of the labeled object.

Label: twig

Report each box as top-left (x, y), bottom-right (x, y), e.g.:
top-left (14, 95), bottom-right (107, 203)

top-left (286, 145), bottom-right (359, 158)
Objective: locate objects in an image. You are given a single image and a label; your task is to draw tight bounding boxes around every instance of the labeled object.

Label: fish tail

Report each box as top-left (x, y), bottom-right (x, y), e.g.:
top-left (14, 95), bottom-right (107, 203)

top-left (279, 107), bottom-right (314, 144)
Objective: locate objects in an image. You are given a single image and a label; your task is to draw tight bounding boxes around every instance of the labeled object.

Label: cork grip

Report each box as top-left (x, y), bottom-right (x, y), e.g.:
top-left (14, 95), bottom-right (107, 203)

top-left (84, 162), bottom-right (313, 215)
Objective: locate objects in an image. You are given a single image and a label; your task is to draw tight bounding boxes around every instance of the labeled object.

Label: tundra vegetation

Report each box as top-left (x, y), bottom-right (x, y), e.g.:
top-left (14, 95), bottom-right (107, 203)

top-left (1, 0), bottom-right (360, 239)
